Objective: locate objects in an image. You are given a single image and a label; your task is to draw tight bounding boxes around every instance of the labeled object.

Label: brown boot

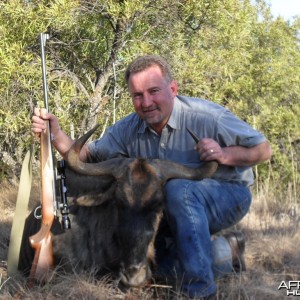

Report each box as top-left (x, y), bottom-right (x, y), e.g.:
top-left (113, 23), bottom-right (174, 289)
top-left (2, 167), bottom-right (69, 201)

top-left (223, 231), bottom-right (246, 272)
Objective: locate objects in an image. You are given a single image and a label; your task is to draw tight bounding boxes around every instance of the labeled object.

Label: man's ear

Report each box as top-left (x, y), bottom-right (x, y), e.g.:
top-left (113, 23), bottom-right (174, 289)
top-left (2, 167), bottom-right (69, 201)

top-left (170, 80), bottom-right (178, 96)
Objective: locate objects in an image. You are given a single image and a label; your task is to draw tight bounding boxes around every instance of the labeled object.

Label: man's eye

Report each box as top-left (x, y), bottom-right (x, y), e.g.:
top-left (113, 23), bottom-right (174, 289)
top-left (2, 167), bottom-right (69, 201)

top-left (150, 89), bottom-right (159, 94)
top-left (133, 94), bottom-right (142, 99)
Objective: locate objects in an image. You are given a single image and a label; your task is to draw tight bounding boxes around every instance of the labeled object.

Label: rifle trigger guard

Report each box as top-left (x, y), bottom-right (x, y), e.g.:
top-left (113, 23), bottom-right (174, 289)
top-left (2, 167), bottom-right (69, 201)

top-left (34, 205), bottom-right (42, 219)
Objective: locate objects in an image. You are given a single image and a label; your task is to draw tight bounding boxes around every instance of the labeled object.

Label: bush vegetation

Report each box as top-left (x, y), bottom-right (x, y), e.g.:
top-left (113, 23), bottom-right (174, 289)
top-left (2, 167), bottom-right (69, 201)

top-left (0, 0), bottom-right (299, 195)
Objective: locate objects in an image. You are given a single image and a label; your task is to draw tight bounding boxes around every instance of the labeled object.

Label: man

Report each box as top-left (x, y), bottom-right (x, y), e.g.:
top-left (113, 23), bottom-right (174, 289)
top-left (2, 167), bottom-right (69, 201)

top-left (32, 55), bottom-right (272, 299)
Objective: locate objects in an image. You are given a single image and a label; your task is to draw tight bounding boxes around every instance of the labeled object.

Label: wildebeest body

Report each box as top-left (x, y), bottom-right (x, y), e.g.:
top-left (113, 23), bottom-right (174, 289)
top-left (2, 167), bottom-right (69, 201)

top-left (18, 126), bottom-right (218, 287)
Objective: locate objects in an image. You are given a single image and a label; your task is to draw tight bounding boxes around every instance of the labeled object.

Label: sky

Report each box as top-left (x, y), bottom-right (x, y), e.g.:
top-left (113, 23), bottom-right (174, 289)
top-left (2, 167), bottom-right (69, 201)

top-left (267, 0), bottom-right (300, 20)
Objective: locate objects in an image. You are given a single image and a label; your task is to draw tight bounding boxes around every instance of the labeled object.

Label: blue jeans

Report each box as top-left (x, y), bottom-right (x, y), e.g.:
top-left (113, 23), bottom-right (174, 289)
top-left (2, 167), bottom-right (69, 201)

top-left (156, 178), bottom-right (251, 298)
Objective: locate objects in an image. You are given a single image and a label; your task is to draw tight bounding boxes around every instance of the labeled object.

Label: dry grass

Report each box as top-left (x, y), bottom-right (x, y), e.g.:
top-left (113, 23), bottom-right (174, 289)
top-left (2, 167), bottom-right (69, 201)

top-left (0, 180), bottom-right (299, 299)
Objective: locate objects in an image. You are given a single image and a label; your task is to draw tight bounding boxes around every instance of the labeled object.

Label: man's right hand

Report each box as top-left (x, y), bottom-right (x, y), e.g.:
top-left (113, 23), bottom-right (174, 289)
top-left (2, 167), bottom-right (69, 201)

top-left (31, 107), bottom-right (61, 139)
top-left (31, 107), bottom-right (90, 161)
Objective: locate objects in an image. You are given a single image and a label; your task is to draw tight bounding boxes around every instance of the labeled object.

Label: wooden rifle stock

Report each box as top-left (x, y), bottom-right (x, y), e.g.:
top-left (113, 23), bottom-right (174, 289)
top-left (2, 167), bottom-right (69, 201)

top-left (28, 33), bottom-right (56, 284)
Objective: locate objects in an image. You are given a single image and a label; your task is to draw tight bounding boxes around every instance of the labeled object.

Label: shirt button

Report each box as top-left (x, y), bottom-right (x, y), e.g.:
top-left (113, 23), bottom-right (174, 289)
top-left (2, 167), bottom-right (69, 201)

top-left (160, 143), bottom-right (165, 148)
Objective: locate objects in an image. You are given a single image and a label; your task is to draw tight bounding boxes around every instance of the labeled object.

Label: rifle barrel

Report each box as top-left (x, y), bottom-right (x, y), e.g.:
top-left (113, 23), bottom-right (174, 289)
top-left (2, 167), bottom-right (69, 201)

top-left (40, 33), bottom-right (50, 111)
top-left (39, 32), bottom-right (57, 215)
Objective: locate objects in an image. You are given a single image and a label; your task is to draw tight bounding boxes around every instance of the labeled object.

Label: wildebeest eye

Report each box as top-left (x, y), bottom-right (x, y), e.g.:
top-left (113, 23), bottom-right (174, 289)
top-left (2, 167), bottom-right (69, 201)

top-left (144, 198), bottom-right (163, 212)
top-left (115, 197), bottom-right (128, 209)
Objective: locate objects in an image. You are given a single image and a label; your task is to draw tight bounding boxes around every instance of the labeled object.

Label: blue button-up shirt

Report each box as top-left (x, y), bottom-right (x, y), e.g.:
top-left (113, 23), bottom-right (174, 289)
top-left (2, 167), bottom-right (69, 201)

top-left (88, 96), bottom-right (267, 186)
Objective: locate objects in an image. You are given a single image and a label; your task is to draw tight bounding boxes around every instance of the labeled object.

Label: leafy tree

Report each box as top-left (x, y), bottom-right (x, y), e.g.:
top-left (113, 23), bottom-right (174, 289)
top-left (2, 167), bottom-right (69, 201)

top-left (0, 0), bottom-right (299, 194)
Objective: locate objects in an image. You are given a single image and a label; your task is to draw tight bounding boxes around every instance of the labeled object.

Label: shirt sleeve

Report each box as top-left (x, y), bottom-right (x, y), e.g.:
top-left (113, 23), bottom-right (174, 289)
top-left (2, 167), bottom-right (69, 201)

top-left (88, 123), bottom-right (129, 162)
top-left (216, 110), bottom-right (267, 148)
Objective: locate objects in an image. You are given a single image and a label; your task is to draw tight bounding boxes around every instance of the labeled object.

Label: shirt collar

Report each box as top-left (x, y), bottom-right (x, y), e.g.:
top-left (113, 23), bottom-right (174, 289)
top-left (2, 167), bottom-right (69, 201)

top-left (167, 96), bottom-right (182, 130)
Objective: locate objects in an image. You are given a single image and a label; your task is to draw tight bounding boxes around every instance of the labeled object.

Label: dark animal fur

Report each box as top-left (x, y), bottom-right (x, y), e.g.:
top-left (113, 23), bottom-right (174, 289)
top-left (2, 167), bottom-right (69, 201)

top-left (18, 163), bottom-right (162, 285)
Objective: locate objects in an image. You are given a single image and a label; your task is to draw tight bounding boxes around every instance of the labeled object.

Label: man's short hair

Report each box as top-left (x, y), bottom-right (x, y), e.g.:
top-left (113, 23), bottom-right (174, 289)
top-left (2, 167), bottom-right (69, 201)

top-left (125, 55), bottom-right (173, 84)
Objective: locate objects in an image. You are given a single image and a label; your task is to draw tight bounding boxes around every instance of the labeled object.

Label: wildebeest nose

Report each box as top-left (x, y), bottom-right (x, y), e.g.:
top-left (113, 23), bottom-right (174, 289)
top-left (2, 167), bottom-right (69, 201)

top-left (127, 264), bottom-right (142, 275)
top-left (119, 262), bottom-right (150, 287)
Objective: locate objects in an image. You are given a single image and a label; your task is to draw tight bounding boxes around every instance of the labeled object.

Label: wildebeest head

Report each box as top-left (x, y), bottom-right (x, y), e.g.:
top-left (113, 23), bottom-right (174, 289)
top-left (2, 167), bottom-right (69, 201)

top-left (66, 125), bottom-right (218, 287)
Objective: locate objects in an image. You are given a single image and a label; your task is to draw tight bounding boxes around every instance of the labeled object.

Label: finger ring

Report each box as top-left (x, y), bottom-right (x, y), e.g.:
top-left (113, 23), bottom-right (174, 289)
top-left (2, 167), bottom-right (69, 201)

top-left (210, 149), bottom-right (214, 153)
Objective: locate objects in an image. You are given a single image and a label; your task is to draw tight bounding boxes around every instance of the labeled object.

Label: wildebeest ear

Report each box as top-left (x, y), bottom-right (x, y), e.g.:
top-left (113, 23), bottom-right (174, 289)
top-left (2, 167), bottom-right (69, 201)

top-left (74, 182), bottom-right (117, 207)
top-left (74, 194), bottom-right (108, 206)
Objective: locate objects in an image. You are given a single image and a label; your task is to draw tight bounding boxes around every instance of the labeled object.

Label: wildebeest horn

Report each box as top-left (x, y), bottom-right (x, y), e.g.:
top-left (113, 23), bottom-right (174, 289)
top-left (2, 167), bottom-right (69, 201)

top-left (149, 159), bottom-right (218, 181)
top-left (66, 125), bottom-right (131, 177)
top-left (67, 125), bottom-right (218, 181)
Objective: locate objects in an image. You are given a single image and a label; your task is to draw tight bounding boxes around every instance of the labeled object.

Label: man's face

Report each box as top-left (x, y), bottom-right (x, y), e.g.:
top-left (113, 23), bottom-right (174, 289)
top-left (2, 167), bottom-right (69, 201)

top-left (128, 65), bottom-right (178, 134)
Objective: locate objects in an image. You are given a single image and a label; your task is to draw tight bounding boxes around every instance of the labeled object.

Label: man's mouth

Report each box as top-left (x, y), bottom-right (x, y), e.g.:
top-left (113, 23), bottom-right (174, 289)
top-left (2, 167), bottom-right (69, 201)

top-left (142, 107), bottom-right (158, 113)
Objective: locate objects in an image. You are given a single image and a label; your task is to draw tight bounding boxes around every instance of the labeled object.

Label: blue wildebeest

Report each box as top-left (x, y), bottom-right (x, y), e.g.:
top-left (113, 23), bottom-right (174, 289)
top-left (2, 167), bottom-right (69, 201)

top-left (18, 127), bottom-right (218, 287)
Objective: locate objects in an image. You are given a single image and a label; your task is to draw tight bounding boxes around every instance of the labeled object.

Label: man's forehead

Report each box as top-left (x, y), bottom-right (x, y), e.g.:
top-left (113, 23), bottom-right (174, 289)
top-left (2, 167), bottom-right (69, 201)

top-left (128, 66), bottom-right (166, 90)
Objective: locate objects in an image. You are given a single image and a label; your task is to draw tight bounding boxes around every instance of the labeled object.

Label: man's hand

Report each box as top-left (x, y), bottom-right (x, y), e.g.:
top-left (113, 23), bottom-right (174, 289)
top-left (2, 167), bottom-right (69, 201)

top-left (195, 138), bottom-right (223, 162)
top-left (195, 139), bottom-right (272, 167)
top-left (31, 107), bottom-right (90, 161)
top-left (32, 107), bottom-right (61, 140)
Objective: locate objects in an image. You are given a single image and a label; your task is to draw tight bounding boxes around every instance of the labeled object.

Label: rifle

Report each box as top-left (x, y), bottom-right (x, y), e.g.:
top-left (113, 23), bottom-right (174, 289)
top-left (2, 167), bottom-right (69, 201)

top-left (27, 33), bottom-right (57, 284)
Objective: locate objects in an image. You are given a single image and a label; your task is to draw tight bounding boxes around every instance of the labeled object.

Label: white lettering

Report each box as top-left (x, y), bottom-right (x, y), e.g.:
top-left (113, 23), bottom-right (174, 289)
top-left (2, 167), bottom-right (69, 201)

top-left (278, 281), bottom-right (288, 290)
top-left (289, 281), bottom-right (300, 289)
top-left (287, 289), bottom-right (300, 296)
top-left (278, 280), bottom-right (300, 296)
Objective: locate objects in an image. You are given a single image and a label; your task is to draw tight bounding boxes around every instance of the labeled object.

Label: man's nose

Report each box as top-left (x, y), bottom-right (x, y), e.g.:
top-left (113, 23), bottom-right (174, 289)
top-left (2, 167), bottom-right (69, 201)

top-left (141, 94), bottom-right (153, 107)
